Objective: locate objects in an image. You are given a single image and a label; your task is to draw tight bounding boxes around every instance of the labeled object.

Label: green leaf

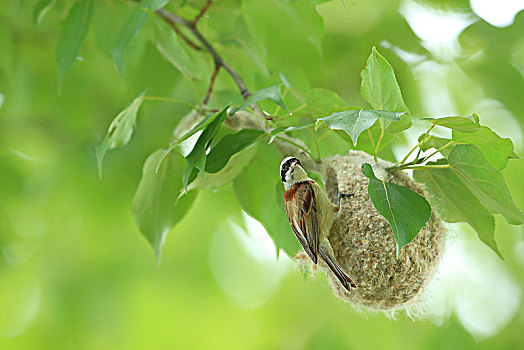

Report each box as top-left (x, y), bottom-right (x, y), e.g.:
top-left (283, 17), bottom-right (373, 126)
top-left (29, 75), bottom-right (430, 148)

top-left (304, 88), bottom-right (348, 116)
top-left (155, 20), bottom-right (201, 82)
top-left (33, 0), bottom-right (55, 24)
top-left (206, 129), bottom-right (264, 173)
top-left (233, 146), bottom-right (300, 257)
top-left (315, 109), bottom-right (403, 146)
top-left (96, 92), bottom-right (145, 178)
top-left (452, 126), bottom-right (515, 170)
top-left (447, 144), bottom-right (524, 225)
top-left (174, 110), bottom-right (222, 146)
top-left (413, 160), bottom-right (501, 257)
top-left (132, 149), bottom-right (197, 261)
top-left (360, 46), bottom-right (408, 112)
top-left (386, 113), bottom-right (412, 133)
top-left (269, 123), bottom-right (315, 143)
top-left (112, 0), bottom-right (168, 74)
top-left (240, 85), bottom-right (289, 112)
top-left (188, 145), bottom-right (258, 191)
top-left (55, 0), bottom-right (94, 87)
top-left (182, 107), bottom-right (228, 187)
top-left (418, 135), bottom-right (453, 157)
top-left (422, 115), bottom-right (480, 133)
top-left (362, 163), bottom-right (431, 254)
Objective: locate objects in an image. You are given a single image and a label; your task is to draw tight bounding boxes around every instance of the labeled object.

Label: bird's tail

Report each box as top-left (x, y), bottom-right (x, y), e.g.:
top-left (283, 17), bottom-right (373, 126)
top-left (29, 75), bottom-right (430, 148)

top-left (319, 245), bottom-right (357, 291)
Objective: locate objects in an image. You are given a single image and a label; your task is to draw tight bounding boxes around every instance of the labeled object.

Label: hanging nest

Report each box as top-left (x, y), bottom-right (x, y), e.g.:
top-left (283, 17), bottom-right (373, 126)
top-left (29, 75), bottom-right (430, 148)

top-left (296, 150), bottom-right (446, 313)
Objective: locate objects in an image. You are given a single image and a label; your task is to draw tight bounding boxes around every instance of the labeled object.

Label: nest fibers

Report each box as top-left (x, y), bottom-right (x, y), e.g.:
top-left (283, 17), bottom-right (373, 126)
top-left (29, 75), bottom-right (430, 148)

top-left (296, 150), bottom-right (446, 314)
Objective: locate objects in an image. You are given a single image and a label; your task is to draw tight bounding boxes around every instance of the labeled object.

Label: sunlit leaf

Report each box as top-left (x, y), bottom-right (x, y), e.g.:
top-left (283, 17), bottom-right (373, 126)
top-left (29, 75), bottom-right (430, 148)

top-left (452, 126), bottom-right (515, 170)
top-left (240, 85), bottom-right (289, 112)
top-left (360, 46), bottom-right (408, 112)
top-left (96, 92), bottom-right (145, 178)
top-left (55, 0), bottom-right (94, 87)
top-left (422, 114), bottom-right (480, 133)
top-left (233, 145), bottom-right (300, 257)
top-left (112, 0), bottom-right (168, 74)
top-left (206, 129), bottom-right (264, 173)
top-left (132, 149), bottom-right (197, 261)
top-left (413, 160), bottom-right (501, 257)
top-left (315, 109), bottom-right (402, 146)
top-left (182, 107), bottom-right (228, 187)
top-left (386, 113), bottom-right (412, 133)
top-left (188, 145), bottom-right (258, 191)
top-left (447, 144), bottom-right (524, 225)
top-left (362, 163), bottom-right (431, 254)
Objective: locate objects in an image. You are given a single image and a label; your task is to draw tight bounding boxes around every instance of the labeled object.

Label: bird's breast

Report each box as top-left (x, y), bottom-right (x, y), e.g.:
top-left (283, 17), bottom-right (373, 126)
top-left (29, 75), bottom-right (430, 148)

top-left (284, 180), bottom-right (315, 202)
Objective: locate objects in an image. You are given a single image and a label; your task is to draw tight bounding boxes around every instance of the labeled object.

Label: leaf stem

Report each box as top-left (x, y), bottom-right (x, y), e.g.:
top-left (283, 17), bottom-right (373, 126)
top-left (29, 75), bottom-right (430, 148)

top-left (143, 96), bottom-right (196, 109)
top-left (398, 124), bottom-right (435, 164)
top-left (274, 135), bottom-right (318, 162)
top-left (367, 129), bottom-right (377, 162)
top-left (420, 140), bottom-right (455, 163)
top-left (375, 119), bottom-right (385, 155)
top-left (308, 128), bottom-right (321, 160)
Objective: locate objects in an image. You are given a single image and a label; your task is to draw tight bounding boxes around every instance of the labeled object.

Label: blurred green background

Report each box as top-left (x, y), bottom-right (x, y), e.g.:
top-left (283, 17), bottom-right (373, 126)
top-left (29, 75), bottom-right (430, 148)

top-left (1, 0), bottom-right (524, 348)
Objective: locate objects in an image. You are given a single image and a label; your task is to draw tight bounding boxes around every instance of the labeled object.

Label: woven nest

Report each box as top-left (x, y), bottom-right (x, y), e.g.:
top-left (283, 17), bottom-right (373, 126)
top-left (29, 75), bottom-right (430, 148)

top-left (296, 150), bottom-right (446, 313)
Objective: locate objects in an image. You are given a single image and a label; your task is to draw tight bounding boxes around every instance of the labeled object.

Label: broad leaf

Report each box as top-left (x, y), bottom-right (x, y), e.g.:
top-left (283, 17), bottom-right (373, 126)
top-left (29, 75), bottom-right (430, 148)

top-left (304, 88), bottom-right (347, 116)
top-left (362, 163), bottom-right (431, 254)
top-left (360, 46), bottom-right (408, 112)
top-left (269, 123), bottom-right (314, 143)
top-left (55, 0), bottom-right (94, 87)
top-left (315, 109), bottom-right (403, 146)
top-left (448, 144), bottom-right (524, 225)
top-left (386, 113), bottom-right (412, 133)
top-left (233, 146), bottom-right (300, 257)
top-left (96, 92), bottom-right (145, 178)
top-left (413, 161), bottom-right (501, 257)
top-left (452, 126), bottom-right (515, 170)
top-left (182, 107), bottom-right (228, 187)
top-left (422, 114), bottom-right (480, 133)
top-left (112, 0), bottom-right (168, 74)
top-left (132, 149), bottom-right (197, 261)
top-left (206, 129), bottom-right (264, 173)
top-left (188, 145), bottom-right (257, 191)
top-left (155, 20), bottom-right (201, 82)
top-left (240, 85), bottom-right (289, 112)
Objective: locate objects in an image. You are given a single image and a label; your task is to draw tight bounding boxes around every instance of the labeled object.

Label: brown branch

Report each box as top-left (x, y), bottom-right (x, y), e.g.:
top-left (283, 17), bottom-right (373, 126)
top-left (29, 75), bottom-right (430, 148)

top-left (156, 9), bottom-right (251, 99)
top-left (191, 0), bottom-right (212, 28)
top-left (203, 63), bottom-right (220, 106)
top-left (163, 19), bottom-right (202, 51)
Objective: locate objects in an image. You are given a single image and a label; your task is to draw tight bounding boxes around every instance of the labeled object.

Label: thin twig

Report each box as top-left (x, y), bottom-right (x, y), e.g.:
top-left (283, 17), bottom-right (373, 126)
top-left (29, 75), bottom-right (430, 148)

top-left (160, 13), bottom-right (202, 51)
top-left (156, 8), bottom-right (251, 100)
top-left (203, 63), bottom-right (220, 106)
top-left (191, 0), bottom-right (212, 27)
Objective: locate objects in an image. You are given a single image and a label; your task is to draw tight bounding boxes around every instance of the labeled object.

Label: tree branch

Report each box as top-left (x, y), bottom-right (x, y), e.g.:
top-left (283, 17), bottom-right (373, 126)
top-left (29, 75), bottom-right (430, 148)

top-left (156, 8), bottom-right (251, 100)
top-left (191, 0), bottom-right (212, 28)
top-left (203, 63), bottom-right (220, 106)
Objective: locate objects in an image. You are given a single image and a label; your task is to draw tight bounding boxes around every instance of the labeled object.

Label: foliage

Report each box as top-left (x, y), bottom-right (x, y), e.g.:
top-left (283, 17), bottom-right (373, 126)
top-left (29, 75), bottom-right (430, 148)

top-left (58, 1), bottom-right (522, 258)
top-left (3, 0), bottom-right (524, 346)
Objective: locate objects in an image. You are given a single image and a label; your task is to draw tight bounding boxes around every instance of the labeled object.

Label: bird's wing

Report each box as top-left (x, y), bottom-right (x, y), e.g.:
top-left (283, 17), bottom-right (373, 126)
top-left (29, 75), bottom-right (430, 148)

top-left (285, 182), bottom-right (319, 263)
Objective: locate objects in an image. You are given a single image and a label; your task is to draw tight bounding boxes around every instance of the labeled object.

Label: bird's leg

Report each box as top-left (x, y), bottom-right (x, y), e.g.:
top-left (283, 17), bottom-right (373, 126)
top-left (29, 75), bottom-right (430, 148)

top-left (319, 245), bottom-right (357, 291)
top-left (337, 191), bottom-right (354, 207)
top-left (338, 191), bottom-right (354, 199)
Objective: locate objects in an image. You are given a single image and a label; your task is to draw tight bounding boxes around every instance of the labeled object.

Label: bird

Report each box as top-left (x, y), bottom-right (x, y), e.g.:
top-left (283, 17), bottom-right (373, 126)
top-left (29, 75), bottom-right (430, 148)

top-left (280, 156), bottom-right (356, 291)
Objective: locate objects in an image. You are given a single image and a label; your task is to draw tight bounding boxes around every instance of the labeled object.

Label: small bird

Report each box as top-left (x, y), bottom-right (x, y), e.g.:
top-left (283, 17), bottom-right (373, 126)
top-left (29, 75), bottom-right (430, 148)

top-left (280, 156), bottom-right (356, 291)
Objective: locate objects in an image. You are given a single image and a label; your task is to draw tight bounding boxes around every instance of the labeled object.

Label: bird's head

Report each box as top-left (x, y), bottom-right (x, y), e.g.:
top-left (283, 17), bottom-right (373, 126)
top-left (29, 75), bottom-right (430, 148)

top-left (280, 157), bottom-right (309, 189)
